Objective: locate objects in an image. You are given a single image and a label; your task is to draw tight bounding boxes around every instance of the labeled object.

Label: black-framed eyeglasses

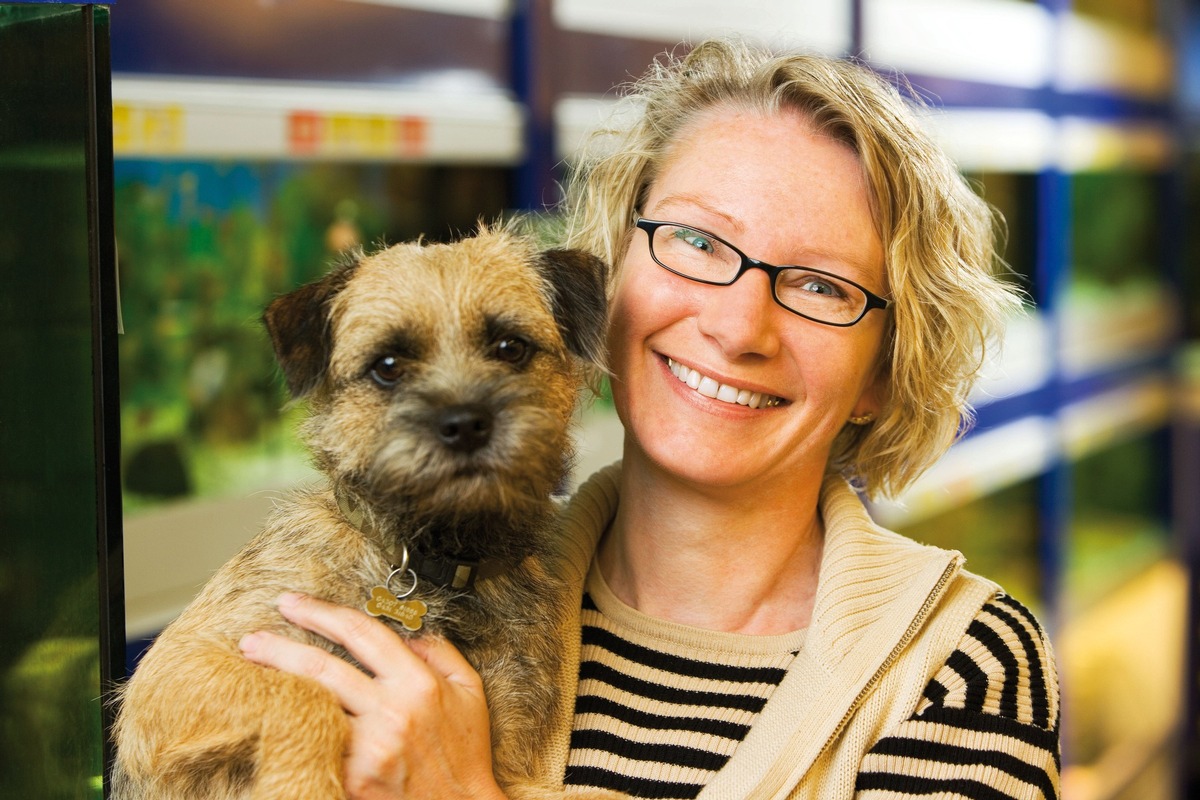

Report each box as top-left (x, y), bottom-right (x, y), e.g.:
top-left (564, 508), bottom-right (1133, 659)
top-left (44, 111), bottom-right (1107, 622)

top-left (636, 218), bottom-right (890, 327)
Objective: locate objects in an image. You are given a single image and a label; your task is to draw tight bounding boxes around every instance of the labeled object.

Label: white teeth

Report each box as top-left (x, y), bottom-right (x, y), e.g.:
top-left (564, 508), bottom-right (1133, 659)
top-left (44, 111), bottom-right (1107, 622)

top-left (666, 358), bottom-right (782, 409)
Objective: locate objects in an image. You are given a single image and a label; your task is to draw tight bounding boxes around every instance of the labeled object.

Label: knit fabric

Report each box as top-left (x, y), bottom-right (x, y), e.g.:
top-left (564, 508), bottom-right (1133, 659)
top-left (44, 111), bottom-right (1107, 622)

top-left (564, 582), bottom-right (1060, 799)
top-left (565, 564), bottom-right (806, 799)
top-left (854, 594), bottom-right (1060, 799)
top-left (544, 464), bottom-right (1061, 800)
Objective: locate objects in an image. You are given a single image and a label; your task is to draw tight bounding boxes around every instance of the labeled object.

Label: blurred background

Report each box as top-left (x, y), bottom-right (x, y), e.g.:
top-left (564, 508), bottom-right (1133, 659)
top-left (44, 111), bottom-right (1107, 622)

top-left (3, 0), bottom-right (1200, 797)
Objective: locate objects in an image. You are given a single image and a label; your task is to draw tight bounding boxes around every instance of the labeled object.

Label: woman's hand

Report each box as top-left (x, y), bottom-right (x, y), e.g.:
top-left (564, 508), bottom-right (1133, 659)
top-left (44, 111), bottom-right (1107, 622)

top-left (239, 592), bottom-right (506, 800)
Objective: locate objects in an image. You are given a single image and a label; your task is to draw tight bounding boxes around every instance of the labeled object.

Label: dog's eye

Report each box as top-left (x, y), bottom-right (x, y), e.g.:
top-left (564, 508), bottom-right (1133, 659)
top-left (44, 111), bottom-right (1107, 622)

top-left (493, 335), bottom-right (531, 366)
top-left (370, 355), bottom-right (406, 387)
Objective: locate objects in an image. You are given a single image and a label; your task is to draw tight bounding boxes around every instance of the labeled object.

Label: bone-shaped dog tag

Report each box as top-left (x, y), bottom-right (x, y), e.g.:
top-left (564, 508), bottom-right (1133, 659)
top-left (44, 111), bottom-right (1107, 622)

top-left (365, 586), bottom-right (428, 632)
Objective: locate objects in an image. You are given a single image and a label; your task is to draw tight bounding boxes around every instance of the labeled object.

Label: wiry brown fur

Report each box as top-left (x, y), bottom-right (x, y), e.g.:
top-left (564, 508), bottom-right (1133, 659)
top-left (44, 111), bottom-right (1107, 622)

top-left (111, 228), bottom-right (616, 799)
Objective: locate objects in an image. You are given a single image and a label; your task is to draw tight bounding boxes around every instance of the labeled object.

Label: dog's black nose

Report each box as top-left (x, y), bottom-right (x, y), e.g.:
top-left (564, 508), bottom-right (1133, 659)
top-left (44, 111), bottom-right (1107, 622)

top-left (435, 404), bottom-right (494, 453)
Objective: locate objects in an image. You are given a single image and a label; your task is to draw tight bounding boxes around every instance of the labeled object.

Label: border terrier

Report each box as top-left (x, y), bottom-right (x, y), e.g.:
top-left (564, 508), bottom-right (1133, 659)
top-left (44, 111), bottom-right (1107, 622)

top-left (111, 227), bottom-right (610, 799)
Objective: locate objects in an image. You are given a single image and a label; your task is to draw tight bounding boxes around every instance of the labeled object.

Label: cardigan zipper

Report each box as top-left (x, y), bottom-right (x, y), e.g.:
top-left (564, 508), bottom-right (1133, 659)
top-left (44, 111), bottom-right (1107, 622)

top-left (812, 557), bottom-right (961, 767)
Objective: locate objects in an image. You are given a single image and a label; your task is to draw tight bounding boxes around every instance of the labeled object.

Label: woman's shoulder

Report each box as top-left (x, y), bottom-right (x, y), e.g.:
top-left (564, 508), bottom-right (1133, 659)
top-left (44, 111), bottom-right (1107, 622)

top-left (857, 590), bottom-right (1061, 798)
top-left (921, 591), bottom-right (1059, 729)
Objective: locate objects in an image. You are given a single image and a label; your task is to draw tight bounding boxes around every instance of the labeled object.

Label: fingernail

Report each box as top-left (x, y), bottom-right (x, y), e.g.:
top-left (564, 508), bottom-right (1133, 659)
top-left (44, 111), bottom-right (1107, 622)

top-left (239, 632), bottom-right (263, 654)
top-left (278, 592), bottom-right (304, 609)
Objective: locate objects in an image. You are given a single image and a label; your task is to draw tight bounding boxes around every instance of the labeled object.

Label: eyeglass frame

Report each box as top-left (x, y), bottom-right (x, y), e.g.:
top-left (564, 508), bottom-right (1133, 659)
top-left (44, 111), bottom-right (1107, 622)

top-left (635, 217), bottom-right (891, 328)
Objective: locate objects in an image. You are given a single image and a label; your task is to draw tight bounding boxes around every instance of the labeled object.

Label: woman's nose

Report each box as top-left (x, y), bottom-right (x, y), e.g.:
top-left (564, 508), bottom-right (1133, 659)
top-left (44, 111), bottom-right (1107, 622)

top-left (695, 267), bottom-right (781, 359)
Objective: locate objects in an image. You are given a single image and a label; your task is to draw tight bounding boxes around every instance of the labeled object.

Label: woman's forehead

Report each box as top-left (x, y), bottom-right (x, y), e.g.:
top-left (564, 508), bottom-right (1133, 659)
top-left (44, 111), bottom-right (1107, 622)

top-left (641, 109), bottom-right (886, 290)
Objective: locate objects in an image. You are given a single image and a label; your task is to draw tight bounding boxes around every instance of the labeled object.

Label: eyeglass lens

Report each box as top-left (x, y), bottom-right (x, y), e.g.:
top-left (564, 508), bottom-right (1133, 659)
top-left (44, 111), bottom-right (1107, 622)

top-left (648, 222), bottom-right (870, 325)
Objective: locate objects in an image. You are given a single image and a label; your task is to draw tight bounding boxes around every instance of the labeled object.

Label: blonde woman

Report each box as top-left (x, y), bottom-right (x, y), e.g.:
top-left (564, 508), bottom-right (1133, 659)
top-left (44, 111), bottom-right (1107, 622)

top-left (242, 39), bottom-right (1060, 799)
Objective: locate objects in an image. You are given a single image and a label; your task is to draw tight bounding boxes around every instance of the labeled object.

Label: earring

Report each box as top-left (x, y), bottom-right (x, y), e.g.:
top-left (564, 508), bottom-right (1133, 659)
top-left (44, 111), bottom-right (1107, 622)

top-left (848, 412), bottom-right (875, 426)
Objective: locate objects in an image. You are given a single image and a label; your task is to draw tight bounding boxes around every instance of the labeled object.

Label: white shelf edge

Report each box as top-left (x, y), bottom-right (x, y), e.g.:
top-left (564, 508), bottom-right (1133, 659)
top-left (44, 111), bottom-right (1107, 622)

top-left (863, 0), bottom-right (1054, 89)
top-left (552, 0), bottom-right (850, 54)
top-left (559, 98), bottom-right (1176, 173)
top-left (862, 0), bottom-right (1171, 101)
top-left (1057, 117), bottom-right (1177, 172)
top-left (918, 108), bottom-right (1059, 173)
top-left (870, 372), bottom-right (1172, 528)
top-left (971, 309), bottom-right (1054, 406)
top-left (869, 415), bottom-right (1059, 529)
top-left (1060, 287), bottom-right (1181, 379)
top-left (1060, 374), bottom-right (1172, 461)
top-left (111, 76), bottom-right (524, 163)
top-left (1056, 13), bottom-right (1173, 98)
top-left (342, 0), bottom-right (512, 19)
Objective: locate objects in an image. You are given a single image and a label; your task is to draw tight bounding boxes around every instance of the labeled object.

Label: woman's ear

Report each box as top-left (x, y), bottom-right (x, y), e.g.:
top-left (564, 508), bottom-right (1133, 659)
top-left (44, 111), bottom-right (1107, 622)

top-left (849, 360), bottom-right (889, 423)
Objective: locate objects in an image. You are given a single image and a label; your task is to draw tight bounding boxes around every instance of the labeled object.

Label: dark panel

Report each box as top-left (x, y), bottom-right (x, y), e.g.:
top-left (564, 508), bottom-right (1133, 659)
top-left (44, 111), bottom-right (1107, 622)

top-left (109, 0), bottom-right (509, 88)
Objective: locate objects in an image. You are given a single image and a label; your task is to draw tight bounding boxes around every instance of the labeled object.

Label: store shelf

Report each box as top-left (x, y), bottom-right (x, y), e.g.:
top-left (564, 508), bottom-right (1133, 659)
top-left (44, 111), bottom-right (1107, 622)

top-left (1060, 284), bottom-right (1181, 378)
top-left (1061, 374), bottom-right (1173, 460)
top-left (863, 0), bottom-right (1172, 102)
top-left (553, 0), bottom-right (849, 54)
top-left (111, 76), bottom-right (523, 162)
top-left (869, 415), bottom-right (1058, 528)
top-left (863, 0), bottom-right (1054, 88)
top-left (972, 309), bottom-right (1055, 405)
top-left (559, 99), bottom-right (1175, 176)
top-left (1056, 12), bottom-right (1173, 98)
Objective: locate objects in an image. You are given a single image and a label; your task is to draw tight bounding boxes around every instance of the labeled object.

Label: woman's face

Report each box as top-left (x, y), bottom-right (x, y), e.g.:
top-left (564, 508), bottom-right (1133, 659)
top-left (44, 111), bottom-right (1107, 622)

top-left (607, 105), bottom-right (889, 494)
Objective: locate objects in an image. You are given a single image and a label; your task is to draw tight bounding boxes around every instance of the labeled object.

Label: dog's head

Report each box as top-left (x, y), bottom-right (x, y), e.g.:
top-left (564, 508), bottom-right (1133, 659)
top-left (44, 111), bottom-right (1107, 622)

top-left (263, 227), bottom-right (608, 533)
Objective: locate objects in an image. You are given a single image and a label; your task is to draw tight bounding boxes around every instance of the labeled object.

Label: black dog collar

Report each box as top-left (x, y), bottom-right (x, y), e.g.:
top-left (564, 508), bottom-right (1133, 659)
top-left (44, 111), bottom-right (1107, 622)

top-left (334, 488), bottom-right (504, 593)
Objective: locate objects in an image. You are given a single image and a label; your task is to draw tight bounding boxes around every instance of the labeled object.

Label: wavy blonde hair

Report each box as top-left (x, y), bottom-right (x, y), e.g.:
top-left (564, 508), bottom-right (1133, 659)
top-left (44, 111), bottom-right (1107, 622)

top-left (562, 39), bottom-right (1024, 500)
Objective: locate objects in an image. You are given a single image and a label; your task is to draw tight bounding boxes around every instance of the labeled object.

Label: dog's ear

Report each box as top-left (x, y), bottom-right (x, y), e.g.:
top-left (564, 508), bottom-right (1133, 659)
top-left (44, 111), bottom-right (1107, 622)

top-left (535, 248), bottom-right (609, 369)
top-left (262, 257), bottom-right (359, 398)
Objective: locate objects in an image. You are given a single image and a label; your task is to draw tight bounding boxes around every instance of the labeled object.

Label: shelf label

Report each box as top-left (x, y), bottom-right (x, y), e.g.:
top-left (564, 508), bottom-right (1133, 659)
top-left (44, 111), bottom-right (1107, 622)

top-left (113, 103), bottom-right (185, 155)
top-left (287, 111), bottom-right (427, 158)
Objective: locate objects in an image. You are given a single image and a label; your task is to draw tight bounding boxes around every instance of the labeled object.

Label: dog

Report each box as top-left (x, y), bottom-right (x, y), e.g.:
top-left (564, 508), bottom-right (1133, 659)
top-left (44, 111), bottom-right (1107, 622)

top-left (111, 226), bottom-right (611, 799)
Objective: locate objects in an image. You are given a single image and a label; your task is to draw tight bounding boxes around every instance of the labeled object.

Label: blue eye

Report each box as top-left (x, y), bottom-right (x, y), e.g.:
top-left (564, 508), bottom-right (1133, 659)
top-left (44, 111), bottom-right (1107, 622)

top-left (776, 270), bottom-right (851, 303)
top-left (673, 228), bottom-right (716, 254)
top-left (801, 277), bottom-right (841, 296)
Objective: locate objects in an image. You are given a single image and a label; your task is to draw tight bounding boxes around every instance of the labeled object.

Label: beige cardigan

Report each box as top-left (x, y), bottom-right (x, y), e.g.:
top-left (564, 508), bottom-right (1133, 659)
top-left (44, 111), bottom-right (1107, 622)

top-left (545, 463), bottom-right (1001, 799)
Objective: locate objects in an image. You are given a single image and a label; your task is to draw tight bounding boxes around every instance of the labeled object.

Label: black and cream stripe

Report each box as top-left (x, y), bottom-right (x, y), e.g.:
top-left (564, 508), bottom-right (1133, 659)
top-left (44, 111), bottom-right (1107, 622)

top-left (564, 593), bottom-right (801, 799)
top-left (566, 591), bottom-right (1059, 799)
top-left (856, 594), bottom-right (1061, 799)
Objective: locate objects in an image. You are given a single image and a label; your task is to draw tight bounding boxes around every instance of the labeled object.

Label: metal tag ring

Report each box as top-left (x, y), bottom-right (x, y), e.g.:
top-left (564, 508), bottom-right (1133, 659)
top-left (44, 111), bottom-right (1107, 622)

top-left (386, 567), bottom-right (419, 599)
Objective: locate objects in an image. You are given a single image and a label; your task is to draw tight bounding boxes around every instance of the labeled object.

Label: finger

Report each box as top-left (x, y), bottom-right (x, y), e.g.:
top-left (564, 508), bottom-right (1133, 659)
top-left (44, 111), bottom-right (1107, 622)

top-left (406, 636), bottom-right (483, 694)
top-left (238, 630), bottom-right (378, 716)
top-left (275, 592), bottom-right (428, 680)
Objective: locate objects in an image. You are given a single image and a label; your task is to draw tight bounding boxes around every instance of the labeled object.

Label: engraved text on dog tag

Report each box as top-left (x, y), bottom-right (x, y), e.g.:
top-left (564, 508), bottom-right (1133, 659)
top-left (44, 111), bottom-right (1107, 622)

top-left (366, 586), bottom-right (428, 631)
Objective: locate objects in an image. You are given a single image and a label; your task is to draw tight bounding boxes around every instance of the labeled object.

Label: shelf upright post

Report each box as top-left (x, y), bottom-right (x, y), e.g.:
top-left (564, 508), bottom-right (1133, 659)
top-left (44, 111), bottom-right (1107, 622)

top-left (849, 0), bottom-right (863, 59)
top-left (1033, 0), bottom-right (1072, 641)
top-left (1033, 162), bottom-right (1070, 635)
top-left (509, 0), bottom-right (558, 212)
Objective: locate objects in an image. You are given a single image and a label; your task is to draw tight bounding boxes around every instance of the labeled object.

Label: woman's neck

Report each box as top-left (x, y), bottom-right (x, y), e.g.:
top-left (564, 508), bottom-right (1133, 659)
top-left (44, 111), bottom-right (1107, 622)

top-left (597, 454), bottom-right (826, 636)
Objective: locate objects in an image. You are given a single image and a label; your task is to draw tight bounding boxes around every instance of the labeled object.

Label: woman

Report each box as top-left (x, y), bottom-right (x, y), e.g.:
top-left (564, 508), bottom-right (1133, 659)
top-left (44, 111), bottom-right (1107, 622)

top-left (240, 40), bottom-right (1060, 799)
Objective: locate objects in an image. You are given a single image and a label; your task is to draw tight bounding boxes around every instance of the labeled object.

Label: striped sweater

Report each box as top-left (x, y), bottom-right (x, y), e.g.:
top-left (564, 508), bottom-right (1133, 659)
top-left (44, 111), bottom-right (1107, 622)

top-left (542, 465), bottom-right (1060, 800)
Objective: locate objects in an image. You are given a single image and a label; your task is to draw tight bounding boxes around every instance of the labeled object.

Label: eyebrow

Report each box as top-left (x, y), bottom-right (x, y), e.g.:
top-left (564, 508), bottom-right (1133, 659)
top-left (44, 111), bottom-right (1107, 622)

top-left (649, 194), bottom-right (745, 237)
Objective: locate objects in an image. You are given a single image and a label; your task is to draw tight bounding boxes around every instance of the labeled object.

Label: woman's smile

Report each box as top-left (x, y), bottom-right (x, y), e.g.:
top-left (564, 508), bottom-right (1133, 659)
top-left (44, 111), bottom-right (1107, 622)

top-left (664, 356), bottom-right (785, 409)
